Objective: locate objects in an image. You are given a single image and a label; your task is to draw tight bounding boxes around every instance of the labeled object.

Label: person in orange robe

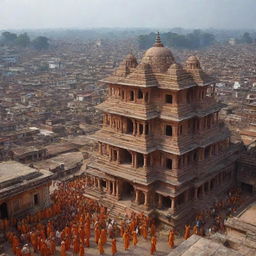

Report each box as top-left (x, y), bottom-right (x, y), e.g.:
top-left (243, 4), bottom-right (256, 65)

top-left (123, 231), bottom-right (130, 250)
top-left (60, 241), bottom-right (67, 256)
top-left (73, 236), bottom-right (80, 254)
top-left (79, 244), bottom-right (85, 256)
top-left (184, 225), bottom-right (191, 240)
top-left (132, 231), bottom-right (138, 246)
top-left (98, 238), bottom-right (104, 255)
top-left (15, 246), bottom-right (22, 256)
top-left (95, 226), bottom-right (100, 244)
top-left (85, 237), bottom-right (90, 248)
top-left (142, 224), bottom-right (148, 240)
top-left (65, 238), bottom-right (70, 251)
top-left (192, 224), bottom-right (197, 234)
top-left (150, 236), bottom-right (157, 255)
top-left (40, 241), bottom-right (48, 256)
top-left (168, 230), bottom-right (175, 248)
top-left (150, 223), bottom-right (156, 236)
top-left (50, 239), bottom-right (56, 255)
top-left (111, 238), bottom-right (117, 255)
top-left (100, 229), bottom-right (107, 245)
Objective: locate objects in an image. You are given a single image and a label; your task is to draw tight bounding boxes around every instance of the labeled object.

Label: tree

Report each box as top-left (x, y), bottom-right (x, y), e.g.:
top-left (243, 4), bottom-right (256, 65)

top-left (1, 31), bottom-right (17, 45)
top-left (242, 32), bottom-right (253, 44)
top-left (16, 33), bottom-right (30, 47)
top-left (32, 36), bottom-right (49, 50)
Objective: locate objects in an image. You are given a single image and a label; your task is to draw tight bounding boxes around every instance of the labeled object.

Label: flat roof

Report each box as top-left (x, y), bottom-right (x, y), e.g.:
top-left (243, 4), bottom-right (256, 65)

top-left (0, 161), bottom-right (38, 183)
top-left (168, 235), bottom-right (242, 256)
top-left (0, 161), bottom-right (53, 199)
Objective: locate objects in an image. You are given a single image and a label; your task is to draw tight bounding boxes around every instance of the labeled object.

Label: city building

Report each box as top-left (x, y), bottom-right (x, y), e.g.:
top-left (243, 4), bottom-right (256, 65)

top-left (0, 161), bottom-right (53, 220)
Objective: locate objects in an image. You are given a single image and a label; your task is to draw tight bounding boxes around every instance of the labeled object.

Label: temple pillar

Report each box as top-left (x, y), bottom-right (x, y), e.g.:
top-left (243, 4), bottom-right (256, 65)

top-left (171, 198), bottom-right (176, 210)
top-left (144, 192), bottom-right (149, 207)
top-left (132, 120), bottom-right (136, 136)
top-left (98, 142), bottom-right (102, 155)
top-left (117, 149), bottom-right (120, 164)
top-left (158, 194), bottom-right (163, 209)
top-left (135, 190), bottom-right (139, 204)
top-left (134, 152), bottom-right (138, 168)
top-left (112, 181), bottom-right (116, 196)
top-left (143, 154), bottom-right (148, 168)
top-left (116, 180), bottom-right (121, 200)
top-left (107, 180), bottom-right (110, 194)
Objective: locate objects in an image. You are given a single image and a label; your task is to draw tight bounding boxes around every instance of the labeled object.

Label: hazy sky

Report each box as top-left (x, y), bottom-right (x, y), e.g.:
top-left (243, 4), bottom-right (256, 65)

top-left (0, 0), bottom-right (256, 30)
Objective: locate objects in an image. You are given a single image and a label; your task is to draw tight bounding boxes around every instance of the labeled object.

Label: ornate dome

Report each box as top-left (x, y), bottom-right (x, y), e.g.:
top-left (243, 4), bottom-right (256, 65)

top-left (186, 55), bottom-right (200, 69)
top-left (141, 32), bottom-right (175, 73)
top-left (124, 53), bottom-right (138, 68)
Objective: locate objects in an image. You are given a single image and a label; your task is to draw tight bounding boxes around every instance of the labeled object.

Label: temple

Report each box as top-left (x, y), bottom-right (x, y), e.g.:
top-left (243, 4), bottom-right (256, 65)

top-left (85, 33), bottom-right (240, 228)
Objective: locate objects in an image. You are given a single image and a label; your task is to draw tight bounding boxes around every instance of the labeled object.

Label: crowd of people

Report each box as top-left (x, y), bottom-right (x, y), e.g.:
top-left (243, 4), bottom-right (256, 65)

top-left (2, 178), bottom-right (176, 255)
top-left (1, 177), bottom-right (244, 256)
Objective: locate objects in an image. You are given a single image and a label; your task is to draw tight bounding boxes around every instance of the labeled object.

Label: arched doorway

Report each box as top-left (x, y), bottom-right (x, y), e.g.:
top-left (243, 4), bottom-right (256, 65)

top-left (0, 202), bottom-right (8, 219)
top-left (121, 181), bottom-right (134, 201)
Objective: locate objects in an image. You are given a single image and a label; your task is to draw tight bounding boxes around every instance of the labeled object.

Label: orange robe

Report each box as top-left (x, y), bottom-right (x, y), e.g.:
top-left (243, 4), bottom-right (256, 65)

top-left (98, 238), bottom-right (104, 255)
top-left (193, 225), bottom-right (198, 235)
top-left (123, 232), bottom-right (130, 250)
top-left (112, 239), bottom-right (117, 255)
top-left (95, 227), bottom-right (100, 244)
top-left (184, 225), bottom-right (190, 240)
top-left (79, 245), bottom-right (85, 256)
top-left (73, 238), bottom-right (80, 254)
top-left (132, 231), bottom-right (138, 246)
top-left (100, 229), bottom-right (107, 245)
top-left (150, 236), bottom-right (157, 255)
top-left (60, 242), bottom-right (67, 256)
top-left (168, 231), bottom-right (174, 248)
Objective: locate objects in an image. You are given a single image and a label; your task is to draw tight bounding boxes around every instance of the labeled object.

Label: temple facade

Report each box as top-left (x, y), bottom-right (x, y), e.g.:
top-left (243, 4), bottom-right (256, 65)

top-left (86, 34), bottom-right (240, 228)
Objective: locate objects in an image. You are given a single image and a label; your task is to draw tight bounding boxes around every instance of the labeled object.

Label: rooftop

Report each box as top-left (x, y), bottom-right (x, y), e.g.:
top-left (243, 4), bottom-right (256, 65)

top-left (167, 235), bottom-right (243, 256)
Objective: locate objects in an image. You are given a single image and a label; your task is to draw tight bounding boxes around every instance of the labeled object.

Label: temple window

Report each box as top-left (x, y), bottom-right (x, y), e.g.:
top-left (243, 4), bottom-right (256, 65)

top-left (139, 124), bottom-right (143, 135)
top-left (121, 90), bottom-right (125, 100)
top-left (138, 89), bottom-right (143, 99)
top-left (205, 146), bottom-right (211, 159)
top-left (165, 125), bottom-right (172, 136)
top-left (130, 91), bottom-right (134, 101)
top-left (127, 119), bottom-right (133, 134)
top-left (34, 194), bottom-right (39, 205)
top-left (166, 158), bottom-right (173, 169)
top-left (112, 150), bottom-right (117, 161)
top-left (137, 153), bottom-right (144, 167)
top-left (165, 94), bottom-right (173, 104)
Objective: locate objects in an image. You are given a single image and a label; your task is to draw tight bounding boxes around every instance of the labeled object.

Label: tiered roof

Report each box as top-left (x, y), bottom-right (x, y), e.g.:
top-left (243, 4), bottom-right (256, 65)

top-left (100, 33), bottom-right (215, 89)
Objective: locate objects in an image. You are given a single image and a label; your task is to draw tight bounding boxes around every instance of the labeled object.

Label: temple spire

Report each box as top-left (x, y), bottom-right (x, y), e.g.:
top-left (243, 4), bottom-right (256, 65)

top-left (154, 32), bottom-right (164, 47)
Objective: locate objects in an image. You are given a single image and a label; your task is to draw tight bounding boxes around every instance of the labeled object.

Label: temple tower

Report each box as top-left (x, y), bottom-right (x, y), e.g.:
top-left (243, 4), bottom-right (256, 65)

top-left (86, 33), bottom-right (240, 228)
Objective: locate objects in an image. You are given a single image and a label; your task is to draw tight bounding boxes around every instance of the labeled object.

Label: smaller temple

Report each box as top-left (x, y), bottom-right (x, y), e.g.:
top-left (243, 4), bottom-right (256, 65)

top-left (0, 161), bottom-right (53, 220)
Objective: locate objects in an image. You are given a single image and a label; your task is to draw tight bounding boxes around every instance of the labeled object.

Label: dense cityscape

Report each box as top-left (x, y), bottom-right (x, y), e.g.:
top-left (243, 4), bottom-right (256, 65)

top-left (0, 1), bottom-right (256, 255)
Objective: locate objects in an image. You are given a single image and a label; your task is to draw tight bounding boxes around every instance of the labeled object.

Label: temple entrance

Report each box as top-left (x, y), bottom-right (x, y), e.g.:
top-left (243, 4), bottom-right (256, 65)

top-left (162, 196), bottom-right (171, 209)
top-left (0, 202), bottom-right (8, 219)
top-left (121, 181), bottom-right (134, 201)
